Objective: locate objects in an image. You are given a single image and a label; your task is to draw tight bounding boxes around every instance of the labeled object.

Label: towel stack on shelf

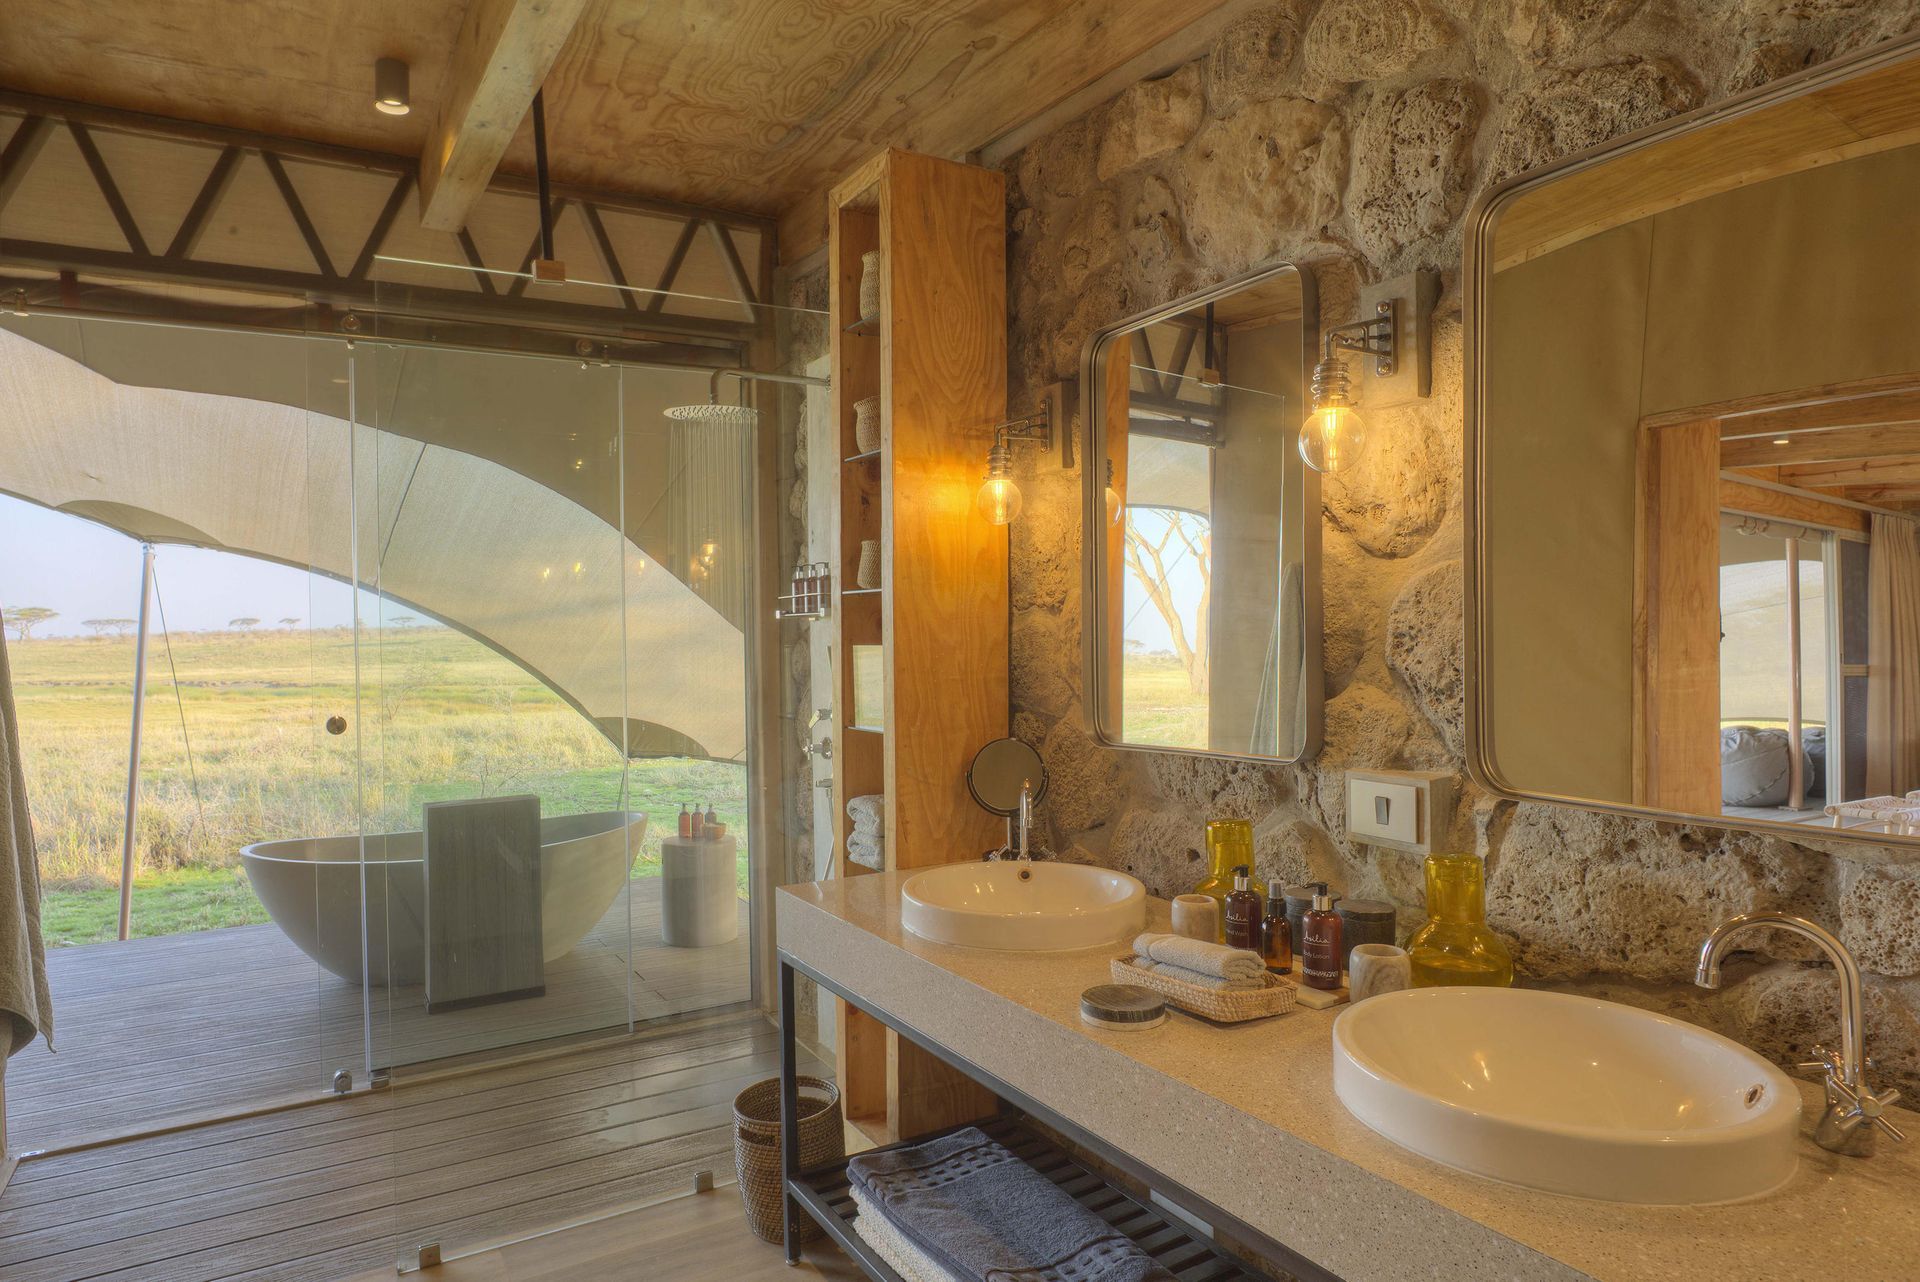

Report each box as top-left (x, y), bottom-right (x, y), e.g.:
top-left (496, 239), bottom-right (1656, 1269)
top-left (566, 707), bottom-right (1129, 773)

top-left (847, 794), bottom-right (884, 869)
top-left (1128, 932), bottom-right (1267, 991)
top-left (847, 1126), bottom-right (1176, 1282)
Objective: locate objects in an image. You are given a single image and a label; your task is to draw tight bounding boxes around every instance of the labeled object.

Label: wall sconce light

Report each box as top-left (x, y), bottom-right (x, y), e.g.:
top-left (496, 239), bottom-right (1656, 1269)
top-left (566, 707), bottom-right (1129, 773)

top-left (1299, 302), bottom-right (1399, 474)
top-left (373, 58), bottom-right (411, 116)
top-left (975, 402), bottom-right (1060, 526)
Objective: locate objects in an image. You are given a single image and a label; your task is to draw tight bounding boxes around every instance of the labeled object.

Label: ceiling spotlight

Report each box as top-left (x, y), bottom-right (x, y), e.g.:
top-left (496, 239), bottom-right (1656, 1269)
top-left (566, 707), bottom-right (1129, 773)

top-left (374, 58), bottom-right (411, 116)
top-left (1772, 437), bottom-right (1791, 446)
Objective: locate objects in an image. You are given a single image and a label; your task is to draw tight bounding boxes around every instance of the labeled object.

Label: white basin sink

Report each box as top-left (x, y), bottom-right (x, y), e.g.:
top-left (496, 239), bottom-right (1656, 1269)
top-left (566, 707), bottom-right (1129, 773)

top-left (899, 862), bottom-right (1146, 951)
top-left (1332, 987), bottom-right (1801, 1204)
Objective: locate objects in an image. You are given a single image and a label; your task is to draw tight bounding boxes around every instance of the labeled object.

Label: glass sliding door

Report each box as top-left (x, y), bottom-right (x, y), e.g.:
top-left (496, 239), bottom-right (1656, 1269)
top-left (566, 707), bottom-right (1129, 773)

top-left (342, 336), bottom-right (634, 1075)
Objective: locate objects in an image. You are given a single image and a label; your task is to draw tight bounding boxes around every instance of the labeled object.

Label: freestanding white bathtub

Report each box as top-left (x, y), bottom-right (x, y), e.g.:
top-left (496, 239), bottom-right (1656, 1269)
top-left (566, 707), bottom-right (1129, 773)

top-left (241, 810), bottom-right (647, 986)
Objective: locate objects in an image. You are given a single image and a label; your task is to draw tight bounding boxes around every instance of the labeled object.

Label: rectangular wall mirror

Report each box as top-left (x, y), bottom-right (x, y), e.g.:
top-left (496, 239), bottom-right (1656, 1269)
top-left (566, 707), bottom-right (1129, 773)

top-left (1082, 264), bottom-right (1322, 762)
top-left (1466, 36), bottom-right (1920, 846)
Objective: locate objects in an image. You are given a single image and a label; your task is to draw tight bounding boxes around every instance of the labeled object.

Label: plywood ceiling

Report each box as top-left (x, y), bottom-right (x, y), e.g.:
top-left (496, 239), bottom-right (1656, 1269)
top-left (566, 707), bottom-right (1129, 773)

top-left (0, 0), bottom-right (1251, 261)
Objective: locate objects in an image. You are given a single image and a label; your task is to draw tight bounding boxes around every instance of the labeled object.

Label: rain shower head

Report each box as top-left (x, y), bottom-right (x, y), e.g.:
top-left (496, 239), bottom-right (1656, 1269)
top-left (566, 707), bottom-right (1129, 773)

top-left (663, 402), bottom-right (760, 426)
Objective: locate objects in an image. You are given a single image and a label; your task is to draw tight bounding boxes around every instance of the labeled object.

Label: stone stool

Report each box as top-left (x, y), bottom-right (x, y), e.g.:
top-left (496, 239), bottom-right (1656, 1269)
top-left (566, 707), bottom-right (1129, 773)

top-left (661, 834), bottom-right (739, 947)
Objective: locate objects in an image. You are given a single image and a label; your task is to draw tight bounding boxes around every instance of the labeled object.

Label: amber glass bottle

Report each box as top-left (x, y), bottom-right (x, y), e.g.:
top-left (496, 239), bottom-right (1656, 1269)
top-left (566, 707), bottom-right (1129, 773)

top-left (1193, 819), bottom-right (1252, 942)
top-left (1224, 866), bottom-right (1263, 951)
top-left (1260, 880), bottom-right (1292, 974)
top-left (1300, 883), bottom-right (1342, 990)
top-left (1406, 853), bottom-right (1514, 988)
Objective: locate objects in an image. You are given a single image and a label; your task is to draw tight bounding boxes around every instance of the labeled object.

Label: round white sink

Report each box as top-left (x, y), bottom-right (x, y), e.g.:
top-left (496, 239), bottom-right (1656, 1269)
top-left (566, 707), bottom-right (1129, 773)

top-left (1332, 987), bottom-right (1802, 1205)
top-left (899, 862), bottom-right (1146, 951)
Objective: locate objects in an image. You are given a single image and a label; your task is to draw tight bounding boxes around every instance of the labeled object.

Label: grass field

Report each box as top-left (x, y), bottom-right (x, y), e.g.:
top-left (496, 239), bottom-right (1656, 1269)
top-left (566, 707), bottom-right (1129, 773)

top-left (1120, 653), bottom-right (1207, 746)
top-left (10, 625), bottom-right (748, 947)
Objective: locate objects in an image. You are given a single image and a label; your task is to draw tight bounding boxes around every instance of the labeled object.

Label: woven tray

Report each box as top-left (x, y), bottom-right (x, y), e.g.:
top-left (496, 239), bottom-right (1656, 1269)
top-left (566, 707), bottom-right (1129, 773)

top-left (1110, 955), bottom-right (1296, 1022)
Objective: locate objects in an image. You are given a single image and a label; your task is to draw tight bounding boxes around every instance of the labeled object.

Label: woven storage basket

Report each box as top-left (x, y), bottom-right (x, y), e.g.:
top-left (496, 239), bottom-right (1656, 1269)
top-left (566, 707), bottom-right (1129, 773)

top-left (733, 1075), bottom-right (845, 1244)
top-left (856, 539), bottom-right (882, 589)
top-left (1111, 955), bottom-right (1296, 1022)
top-left (854, 396), bottom-right (882, 454)
top-left (858, 250), bottom-right (882, 320)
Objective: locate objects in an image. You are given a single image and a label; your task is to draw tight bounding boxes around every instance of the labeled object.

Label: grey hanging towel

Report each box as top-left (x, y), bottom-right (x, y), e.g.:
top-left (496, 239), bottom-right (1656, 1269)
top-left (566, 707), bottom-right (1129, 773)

top-left (848, 1127), bottom-right (1175, 1282)
top-left (0, 617), bottom-right (52, 1056)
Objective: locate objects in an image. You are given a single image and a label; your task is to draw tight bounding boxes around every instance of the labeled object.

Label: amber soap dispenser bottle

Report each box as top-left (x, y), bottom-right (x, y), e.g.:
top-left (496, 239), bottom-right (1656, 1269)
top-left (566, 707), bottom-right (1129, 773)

top-left (1301, 883), bottom-right (1342, 990)
top-left (1224, 865), bottom-right (1263, 952)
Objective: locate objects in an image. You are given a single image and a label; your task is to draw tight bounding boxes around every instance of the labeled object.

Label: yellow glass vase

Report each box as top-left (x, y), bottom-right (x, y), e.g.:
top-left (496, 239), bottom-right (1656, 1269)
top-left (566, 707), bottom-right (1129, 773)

top-left (1407, 852), bottom-right (1514, 988)
top-left (1192, 819), bottom-right (1252, 943)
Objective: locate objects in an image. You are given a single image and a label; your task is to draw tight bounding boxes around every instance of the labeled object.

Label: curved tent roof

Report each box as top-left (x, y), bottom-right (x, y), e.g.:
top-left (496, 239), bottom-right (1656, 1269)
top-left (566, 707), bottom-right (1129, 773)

top-left (0, 322), bottom-right (746, 761)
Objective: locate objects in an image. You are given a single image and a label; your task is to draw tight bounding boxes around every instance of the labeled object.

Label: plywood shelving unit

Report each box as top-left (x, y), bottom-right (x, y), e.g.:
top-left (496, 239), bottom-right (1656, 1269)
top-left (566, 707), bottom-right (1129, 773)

top-left (826, 149), bottom-right (1008, 1142)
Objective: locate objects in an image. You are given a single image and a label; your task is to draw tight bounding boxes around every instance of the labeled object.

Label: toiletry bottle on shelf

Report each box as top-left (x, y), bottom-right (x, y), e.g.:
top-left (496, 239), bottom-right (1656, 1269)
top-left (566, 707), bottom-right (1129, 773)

top-left (1301, 883), bottom-right (1343, 991)
top-left (1261, 880), bottom-right (1292, 974)
top-left (705, 803), bottom-right (719, 837)
top-left (1194, 819), bottom-right (1253, 942)
top-left (678, 803), bottom-right (691, 839)
top-left (1224, 865), bottom-right (1263, 951)
top-left (689, 803), bottom-right (705, 839)
top-left (1406, 852), bottom-right (1514, 988)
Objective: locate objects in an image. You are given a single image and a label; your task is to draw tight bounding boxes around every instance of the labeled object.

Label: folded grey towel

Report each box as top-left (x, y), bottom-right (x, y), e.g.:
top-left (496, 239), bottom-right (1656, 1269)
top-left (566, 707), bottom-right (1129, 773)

top-left (1132, 932), bottom-right (1264, 982)
top-left (852, 1185), bottom-right (965, 1282)
top-left (849, 1127), bottom-right (1174, 1282)
top-left (848, 793), bottom-right (884, 827)
top-left (1129, 958), bottom-right (1266, 992)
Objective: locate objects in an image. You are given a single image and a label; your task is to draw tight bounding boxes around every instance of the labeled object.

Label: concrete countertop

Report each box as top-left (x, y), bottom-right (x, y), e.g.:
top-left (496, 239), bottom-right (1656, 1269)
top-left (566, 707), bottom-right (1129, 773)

top-left (777, 872), bottom-right (1920, 1282)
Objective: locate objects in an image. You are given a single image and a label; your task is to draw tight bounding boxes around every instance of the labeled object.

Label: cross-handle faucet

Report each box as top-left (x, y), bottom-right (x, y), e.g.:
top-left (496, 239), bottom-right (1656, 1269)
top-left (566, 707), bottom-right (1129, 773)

top-left (1696, 911), bottom-right (1905, 1155)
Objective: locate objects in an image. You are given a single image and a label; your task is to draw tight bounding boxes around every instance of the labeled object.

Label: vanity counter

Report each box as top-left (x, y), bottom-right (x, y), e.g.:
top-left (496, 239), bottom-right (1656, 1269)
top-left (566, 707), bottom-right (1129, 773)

top-left (778, 873), bottom-right (1920, 1282)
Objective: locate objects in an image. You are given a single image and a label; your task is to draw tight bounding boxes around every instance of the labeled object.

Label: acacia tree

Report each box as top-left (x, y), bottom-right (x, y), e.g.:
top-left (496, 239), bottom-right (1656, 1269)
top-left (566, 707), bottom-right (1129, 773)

top-left (1122, 510), bottom-right (1211, 695)
top-left (279, 617), bottom-right (302, 629)
top-left (103, 617), bottom-right (136, 638)
top-left (5, 607), bottom-right (57, 642)
top-left (229, 617), bottom-right (260, 631)
top-left (82, 618), bottom-right (115, 637)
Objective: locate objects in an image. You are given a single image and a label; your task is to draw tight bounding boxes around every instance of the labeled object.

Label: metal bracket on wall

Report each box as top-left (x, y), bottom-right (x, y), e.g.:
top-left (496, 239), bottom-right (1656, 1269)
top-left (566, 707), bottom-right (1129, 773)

top-left (1356, 270), bottom-right (1439, 406)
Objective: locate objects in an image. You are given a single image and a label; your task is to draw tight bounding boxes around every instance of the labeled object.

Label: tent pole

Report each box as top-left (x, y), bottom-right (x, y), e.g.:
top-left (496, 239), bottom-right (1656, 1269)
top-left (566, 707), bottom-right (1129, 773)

top-left (118, 542), bottom-right (155, 942)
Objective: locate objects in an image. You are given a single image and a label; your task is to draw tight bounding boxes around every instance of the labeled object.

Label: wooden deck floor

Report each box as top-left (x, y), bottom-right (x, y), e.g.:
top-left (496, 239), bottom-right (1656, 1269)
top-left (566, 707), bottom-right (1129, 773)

top-left (0, 1007), bottom-right (815, 1282)
top-left (6, 878), bottom-right (752, 1154)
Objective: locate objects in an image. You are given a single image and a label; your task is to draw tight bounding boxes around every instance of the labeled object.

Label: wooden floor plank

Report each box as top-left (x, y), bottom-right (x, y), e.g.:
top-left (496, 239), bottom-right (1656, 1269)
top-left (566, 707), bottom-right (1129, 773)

top-left (0, 1008), bottom-right (817, 1282)
top-left (7, 879), bottom-right (750, 1152)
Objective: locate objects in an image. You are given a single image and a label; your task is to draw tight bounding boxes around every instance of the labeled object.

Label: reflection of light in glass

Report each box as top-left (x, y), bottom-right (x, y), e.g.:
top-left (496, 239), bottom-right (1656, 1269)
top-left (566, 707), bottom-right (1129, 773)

top-left (571, 561), bottom-right (583, 576)
top-left (540, 566), bottom-right (552, 581)
top-left (1104, 459), bottom-right (1122, 527)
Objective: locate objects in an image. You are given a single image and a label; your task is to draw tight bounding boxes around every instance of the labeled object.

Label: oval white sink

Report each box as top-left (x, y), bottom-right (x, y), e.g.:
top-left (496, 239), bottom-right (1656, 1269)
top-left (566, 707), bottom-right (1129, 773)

top-left (1332, 987), bottom-right (1801, 1204)
top-left (899, 862), bottom-right (1145, 951)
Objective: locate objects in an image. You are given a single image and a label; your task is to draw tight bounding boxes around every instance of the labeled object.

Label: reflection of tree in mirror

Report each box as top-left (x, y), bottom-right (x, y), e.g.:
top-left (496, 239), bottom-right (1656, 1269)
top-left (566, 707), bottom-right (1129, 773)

top-left (6, 606), bottom-right (58, 642)
top-left (1123, 509), bottom-right (1211, 694)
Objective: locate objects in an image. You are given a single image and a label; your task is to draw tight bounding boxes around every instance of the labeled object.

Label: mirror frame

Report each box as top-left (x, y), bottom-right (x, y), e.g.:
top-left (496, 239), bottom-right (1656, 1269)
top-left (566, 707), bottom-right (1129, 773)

top-left (1463, 32), bottom-right (1920, 848)
top-left (1079, 261), bottom-right (1324, 764)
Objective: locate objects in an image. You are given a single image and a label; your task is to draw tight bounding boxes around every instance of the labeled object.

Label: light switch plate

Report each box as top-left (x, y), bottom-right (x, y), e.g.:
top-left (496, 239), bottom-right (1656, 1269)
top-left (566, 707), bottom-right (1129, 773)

top-left (1345, 769), bottom-right (1453, 854)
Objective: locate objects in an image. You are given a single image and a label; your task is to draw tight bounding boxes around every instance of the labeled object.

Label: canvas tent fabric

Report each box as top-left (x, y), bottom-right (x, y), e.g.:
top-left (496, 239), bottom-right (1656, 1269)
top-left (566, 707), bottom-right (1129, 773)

top-left (0, 323), bottom-right (746, 762)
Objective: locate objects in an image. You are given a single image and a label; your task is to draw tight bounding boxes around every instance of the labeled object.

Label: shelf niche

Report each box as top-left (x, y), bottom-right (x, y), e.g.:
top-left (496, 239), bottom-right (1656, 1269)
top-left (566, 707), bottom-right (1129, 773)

top-left (825, 148), bottom-right (1008, 1142)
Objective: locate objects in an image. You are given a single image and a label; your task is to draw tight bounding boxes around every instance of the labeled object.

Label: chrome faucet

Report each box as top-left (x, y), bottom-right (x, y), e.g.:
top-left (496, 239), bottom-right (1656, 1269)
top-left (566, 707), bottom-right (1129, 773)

top-left (1696, 911), bottom-right (1905, 1155)
top-left (985, 779), bottom-right (1042, 863)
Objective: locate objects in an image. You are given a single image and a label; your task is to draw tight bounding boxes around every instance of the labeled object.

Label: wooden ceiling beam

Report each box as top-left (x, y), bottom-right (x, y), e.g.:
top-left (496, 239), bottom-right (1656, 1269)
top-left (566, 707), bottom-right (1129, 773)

top-left (1720, 421), bottom-right (1920, 467)
top-left (1779, 456), bottom-right (1920, 489)
top-left (418, 0), bottom-right (590, 233)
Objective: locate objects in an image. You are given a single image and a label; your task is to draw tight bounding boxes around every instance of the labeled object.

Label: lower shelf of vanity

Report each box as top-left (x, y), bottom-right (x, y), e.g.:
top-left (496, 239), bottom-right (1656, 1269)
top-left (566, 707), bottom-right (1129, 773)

top-left (786, 1113), bottom-right (1265, 1282)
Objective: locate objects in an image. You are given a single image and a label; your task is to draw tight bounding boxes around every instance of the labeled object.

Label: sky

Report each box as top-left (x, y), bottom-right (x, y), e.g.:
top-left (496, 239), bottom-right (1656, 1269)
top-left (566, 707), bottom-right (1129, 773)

top-left (0, 495), bottom-right (381, 635)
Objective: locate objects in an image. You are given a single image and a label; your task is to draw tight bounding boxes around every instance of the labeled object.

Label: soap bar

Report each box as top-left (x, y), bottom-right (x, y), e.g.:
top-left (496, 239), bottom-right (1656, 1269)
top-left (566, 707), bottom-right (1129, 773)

top-left (1080, 983), bottom-right (1167, 1030)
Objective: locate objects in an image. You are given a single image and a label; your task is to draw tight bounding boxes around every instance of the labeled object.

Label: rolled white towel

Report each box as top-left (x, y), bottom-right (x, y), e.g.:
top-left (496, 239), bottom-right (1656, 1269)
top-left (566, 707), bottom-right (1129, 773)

top-left (1131, 958), bottom-right (1267, 992)
top-left (847, 794), bottom-right (884, 827)
top-left (847, 832), bottom-right (884, 870)
top-left (1132, 931), bottom-right (1265, 983)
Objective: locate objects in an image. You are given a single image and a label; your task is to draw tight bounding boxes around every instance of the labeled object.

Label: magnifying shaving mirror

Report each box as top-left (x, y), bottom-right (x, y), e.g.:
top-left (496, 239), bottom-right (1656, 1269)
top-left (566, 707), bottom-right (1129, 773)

top-left (967, 737), bottom-right (1049, 859)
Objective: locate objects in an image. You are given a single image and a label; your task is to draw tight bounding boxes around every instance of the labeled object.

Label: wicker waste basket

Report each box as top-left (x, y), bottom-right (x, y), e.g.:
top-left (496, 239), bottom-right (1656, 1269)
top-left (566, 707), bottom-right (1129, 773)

top-left (733, 1075), bottom-right (845, 1244)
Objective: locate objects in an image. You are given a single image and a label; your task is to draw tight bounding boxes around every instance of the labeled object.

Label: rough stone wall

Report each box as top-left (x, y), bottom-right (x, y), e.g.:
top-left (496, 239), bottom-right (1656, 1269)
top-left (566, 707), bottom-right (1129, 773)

top-left (1000, 0), bottom-right (1920, 1092)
